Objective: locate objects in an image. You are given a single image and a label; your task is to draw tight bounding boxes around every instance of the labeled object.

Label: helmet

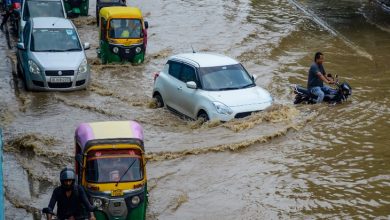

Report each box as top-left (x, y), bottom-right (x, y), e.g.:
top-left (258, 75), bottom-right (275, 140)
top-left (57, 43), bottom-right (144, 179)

top-left (60, 168), bottom-right (75, 190)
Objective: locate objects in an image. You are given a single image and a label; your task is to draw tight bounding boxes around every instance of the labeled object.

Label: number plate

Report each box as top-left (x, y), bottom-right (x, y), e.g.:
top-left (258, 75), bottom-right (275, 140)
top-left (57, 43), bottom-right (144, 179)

top-left (50, 77), bottom-right (71, 83)
top-left (111, 189), bottom-right (123, 197)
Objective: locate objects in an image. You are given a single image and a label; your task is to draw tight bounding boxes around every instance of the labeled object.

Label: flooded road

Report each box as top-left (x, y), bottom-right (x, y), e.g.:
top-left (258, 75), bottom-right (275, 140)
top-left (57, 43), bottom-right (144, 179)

top-left (1, 0), bottom-right (389, 219)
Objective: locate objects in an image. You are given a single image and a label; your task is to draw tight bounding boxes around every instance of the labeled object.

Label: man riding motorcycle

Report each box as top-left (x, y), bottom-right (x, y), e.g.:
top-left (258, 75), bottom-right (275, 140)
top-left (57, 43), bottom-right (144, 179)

top-left (307, 52), bottom-right (337, 103)
top-left (43, 168), bottom-right (96, 220)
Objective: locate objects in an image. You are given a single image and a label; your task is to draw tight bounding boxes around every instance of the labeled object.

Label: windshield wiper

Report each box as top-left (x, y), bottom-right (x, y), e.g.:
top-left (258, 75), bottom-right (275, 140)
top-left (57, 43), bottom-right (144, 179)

top-left (35, 50), bottom-right (58, 52)
top-left (240, 83), bottom-right (255, 89)
top-left (63, 48), bottom-right (81, 51)
top-left (115, 158), bottom-right (137, 186)
top-left (218, 87), bottom-right (240, 91)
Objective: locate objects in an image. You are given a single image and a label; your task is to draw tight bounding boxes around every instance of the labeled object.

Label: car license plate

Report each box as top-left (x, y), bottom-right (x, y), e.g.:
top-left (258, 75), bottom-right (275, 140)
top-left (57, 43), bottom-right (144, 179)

top-left (111, 189), bottom-right (123, 197)
top-left (125, 49), bottom-right (130, 53)
top-left (50, 77), bottom-right (71, 83)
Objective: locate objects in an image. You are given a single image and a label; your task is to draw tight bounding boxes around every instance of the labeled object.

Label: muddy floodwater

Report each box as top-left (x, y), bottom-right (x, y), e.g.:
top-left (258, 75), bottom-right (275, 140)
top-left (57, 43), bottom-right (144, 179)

top-left (1, 0), bottom-right (390, 219)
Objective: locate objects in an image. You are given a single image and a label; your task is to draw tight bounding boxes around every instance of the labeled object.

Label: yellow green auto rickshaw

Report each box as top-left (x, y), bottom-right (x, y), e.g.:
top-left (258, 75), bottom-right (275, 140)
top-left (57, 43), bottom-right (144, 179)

top-left (98, 7), bottom-right (149, 64)
top-left (75, 121), bottom-right (147, 220)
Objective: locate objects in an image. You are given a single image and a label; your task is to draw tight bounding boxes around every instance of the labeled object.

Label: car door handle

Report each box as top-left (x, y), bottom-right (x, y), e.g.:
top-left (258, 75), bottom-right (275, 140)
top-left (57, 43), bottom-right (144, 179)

top-left (177, 86), bottom-right (182, 91)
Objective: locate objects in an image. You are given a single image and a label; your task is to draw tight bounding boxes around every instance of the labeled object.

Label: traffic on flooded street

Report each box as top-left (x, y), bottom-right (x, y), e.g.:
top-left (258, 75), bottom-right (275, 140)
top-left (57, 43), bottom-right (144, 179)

top-left (0, 0), bottom-right (389, 219)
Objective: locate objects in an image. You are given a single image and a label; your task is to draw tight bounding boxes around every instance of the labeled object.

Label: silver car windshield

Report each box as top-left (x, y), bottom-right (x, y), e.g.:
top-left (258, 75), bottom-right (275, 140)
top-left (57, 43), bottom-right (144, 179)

top-left (23, 2), bottom-right (64, 21)
top-left (199, 64), bottom-right (255, 91)
top-left (109, 19), bottom-right (142, 39)
top-left (30, 28), bottom-right (82, 52)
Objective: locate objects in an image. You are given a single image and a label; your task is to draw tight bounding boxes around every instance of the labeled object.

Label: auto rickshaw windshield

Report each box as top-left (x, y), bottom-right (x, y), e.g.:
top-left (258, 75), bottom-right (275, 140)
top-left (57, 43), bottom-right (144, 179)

top-left (85, 149), bottom-right (143, 183)
top-left (109, 19), bottom-right (142, 39)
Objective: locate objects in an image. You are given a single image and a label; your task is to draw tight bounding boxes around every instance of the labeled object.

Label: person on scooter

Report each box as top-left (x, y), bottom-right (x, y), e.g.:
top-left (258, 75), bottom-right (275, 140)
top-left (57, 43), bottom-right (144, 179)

top-left (0, 0), bottom-right (20, 31)
top-left (43, 168), bottom-right (96, 220)
top-left (307, 52), bottom-right (337, 103)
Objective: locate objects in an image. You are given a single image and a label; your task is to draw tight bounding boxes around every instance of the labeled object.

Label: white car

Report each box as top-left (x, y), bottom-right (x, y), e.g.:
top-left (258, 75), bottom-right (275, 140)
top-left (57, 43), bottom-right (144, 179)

top-left (152, 53), bottom-right (273, 121)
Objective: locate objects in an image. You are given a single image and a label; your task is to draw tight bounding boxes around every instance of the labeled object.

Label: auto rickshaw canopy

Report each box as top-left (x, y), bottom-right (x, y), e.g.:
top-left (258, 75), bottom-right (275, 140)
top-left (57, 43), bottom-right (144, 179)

top-left (99, 6), bottom-right (143, 21)
top-left (75, 121), bottom-right (144, 152)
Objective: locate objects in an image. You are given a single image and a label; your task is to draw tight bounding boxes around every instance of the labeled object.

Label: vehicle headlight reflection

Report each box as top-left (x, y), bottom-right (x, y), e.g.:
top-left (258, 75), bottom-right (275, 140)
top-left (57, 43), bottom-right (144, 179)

top-left (135, 47), bottom-right (141, 53)
top-left (213, 102), bottom-right (233, 115)
top-left (28, 60), bottom-right (40, 75)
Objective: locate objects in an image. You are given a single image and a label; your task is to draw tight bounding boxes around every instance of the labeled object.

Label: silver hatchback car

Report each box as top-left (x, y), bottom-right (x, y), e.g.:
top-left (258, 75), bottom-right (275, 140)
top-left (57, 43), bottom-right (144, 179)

top-left (153, 53), bottom-right (273, 121)
top-left (16, 17), bottom-right (90, 91)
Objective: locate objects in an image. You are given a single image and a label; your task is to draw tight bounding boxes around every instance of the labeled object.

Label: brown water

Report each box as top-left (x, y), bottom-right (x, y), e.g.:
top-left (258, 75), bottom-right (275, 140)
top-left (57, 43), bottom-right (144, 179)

top-left (1, 0), bottom-right (389, 219)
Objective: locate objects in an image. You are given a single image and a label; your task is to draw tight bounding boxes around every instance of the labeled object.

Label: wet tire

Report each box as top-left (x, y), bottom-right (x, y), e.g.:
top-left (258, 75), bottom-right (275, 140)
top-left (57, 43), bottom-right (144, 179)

top-left (16, 61), bottom-right (22, 78)
top-left (101, 55), bottom-right (107, 64)
top-left (293, 95), bottom-right (302, 104)
top-left (22, 74), bottom-right (29, 91)
top-left (153, 94), bottom-right (164, 108)
top-left (197, 111), bottom-right (209, 122)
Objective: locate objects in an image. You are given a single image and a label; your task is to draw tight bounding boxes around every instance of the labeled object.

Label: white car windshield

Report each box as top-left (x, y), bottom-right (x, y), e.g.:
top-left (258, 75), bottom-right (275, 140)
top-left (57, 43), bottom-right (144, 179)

top-left (199, 64), bottom-right (255, 91)
top-left (30, 28), bottom-right (82, 52)
top-left (23, 1), bottom-right (64, 21)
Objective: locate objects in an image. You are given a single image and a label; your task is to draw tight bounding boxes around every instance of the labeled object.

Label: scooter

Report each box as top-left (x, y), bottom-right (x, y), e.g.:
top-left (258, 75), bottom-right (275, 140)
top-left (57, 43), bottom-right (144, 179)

top-left (292, 74), bottom-right (352, 104)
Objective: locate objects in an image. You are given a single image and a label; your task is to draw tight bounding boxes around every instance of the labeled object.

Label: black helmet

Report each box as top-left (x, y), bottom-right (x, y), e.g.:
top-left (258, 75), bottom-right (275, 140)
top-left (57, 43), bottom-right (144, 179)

top-left (60, 168), bottom-right (75, 190)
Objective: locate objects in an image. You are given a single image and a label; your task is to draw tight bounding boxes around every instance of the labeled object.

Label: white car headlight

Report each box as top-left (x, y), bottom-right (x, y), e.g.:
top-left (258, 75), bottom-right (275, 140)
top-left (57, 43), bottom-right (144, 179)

top-left (28, 60), bottom-right (40, 75)
top-left (135, 47), bottom-right (141, 53)
top-left (213, 102), bottom-right (233, 115)
top-left (131, 195), bottom-right (140, 205)
top-left (78, 59), bottom-right (88, 74)
top-left (92, 198), bottom-right (103, 209)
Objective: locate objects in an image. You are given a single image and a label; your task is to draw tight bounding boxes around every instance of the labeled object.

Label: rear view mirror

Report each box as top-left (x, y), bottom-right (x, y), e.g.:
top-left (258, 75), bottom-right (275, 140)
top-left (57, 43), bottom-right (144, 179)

top-left (186, 81), bottom-right (197, 89)
top-left (83, 42), bottom-right (90, 50)
top-left (144, 21), bottom-right (149, 29)
top-left (17, 42), bottom-right (25, 50)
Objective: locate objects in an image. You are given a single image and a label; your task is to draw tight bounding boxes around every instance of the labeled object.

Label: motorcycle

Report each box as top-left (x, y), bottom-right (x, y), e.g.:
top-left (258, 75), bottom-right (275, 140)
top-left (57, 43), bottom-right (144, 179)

top-left (292, 74), bottom-right (352, 104)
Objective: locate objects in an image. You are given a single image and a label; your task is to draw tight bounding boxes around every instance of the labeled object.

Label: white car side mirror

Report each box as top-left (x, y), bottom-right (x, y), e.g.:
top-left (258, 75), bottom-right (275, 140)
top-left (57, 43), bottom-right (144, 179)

top-left (83, 42), bottom-right (90, 50)
top-left (252, 74), bottom-right (258, 81)
top-left (186, 81), bottom-right (197, 89)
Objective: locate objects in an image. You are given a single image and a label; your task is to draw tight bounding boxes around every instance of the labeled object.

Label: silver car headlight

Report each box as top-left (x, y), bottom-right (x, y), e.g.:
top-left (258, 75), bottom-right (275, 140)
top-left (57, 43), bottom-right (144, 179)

top-left (92, 197), bottom-right (103, 209)
top-left (213, 102), bottom-right (233, 115)
top-left (131, 195), bottom-right (140, 205)
top-left (78, 59), bottom-right (88, 74)
top-left (28, 60), bottom-right (40, 75)
top-left (135, 47), bottom-right (141, 53)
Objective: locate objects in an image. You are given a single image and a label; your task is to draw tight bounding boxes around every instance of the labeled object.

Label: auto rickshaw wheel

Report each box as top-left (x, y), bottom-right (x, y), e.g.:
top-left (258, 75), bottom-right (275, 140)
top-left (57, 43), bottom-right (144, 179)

top-left (153, 93), bottom-right (164, 108)
top-left (101, 55), bottom-right (107, 64)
